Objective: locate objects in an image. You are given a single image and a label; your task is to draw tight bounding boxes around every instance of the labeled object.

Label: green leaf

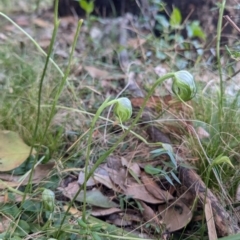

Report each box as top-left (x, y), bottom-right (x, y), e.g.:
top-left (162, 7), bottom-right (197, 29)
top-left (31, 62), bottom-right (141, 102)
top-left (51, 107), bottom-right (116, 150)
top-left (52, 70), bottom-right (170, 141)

top-left (187, 21), bottom-right (206, 40)
top-left (79, 0), bottom-right (94, 15)
top-left (164, 174), bottom-right (174, 185)
top-left (144, 165), bottom-right (164, 175)
top-left (170, 171), bottom-right (181, 184)
top-left (91, 232), bottom-right (102, 240)
top-left (170, 8), bottom-right (182, 28)
top-left (225, 45), bottom-right (240, 61)
top-left (0, 130), bottom-right (32, 171)
top-left (212, 154), bottom-right (234, 168)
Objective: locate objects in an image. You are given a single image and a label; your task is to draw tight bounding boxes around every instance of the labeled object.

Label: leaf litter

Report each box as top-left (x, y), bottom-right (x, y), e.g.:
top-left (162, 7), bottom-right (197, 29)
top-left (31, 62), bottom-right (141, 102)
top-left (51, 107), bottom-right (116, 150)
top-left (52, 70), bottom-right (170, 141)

top-left (0, 4), bottom-right (233, 239)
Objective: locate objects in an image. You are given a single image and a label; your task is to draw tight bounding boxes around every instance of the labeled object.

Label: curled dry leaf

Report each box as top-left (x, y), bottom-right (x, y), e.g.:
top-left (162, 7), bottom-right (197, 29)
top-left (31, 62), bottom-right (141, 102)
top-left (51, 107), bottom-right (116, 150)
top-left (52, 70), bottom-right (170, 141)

top-left (158, 199), bottom-right (193, 232)
top-left (141, 172), bottom-right (174, 202)
top-left (91, 207), bottom-right (122, 217)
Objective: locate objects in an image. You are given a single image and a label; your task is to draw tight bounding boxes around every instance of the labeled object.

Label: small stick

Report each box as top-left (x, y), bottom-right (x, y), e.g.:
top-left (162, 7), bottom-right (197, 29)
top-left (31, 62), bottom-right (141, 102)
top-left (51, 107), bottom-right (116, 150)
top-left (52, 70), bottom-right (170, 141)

top-left (223, 15), bottom-right (240, 34)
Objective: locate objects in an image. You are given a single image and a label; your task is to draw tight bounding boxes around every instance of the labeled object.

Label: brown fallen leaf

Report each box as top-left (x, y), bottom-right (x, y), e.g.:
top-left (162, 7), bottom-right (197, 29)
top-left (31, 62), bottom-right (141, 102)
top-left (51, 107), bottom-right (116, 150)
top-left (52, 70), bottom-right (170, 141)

top-left (33, 18), bottom-right (52, 28)
top-left (84, 66), bottom-right (110, 79)
top-left (139, 201), bottom-right (160, 225)
top-left (0, 216), bottom-right (11, 233)
top-left (127, 38), bottom-right (146, 49)
top-left (91, 207), bottom-right (122, 217)
top-left (131, 96), bottom-right (162, 112)
top-left (78, 164), bottom-right (119, 191)
top-left (107, 213), bottom-right (132, 227)
top-left (124, 181), bottom-right (166, 204)
top-left (158, 199), bottom-right (193, 232)
top-left (0, 162), bottom-right (54, 189)
top-left (141, 172), bottom-right (174, 202)
top-left (121, 157), bottom-right (141, 177)
top-left (63, 205), bottom-right (82, 218)
top-left (108, 168), bottom-right (127, 191)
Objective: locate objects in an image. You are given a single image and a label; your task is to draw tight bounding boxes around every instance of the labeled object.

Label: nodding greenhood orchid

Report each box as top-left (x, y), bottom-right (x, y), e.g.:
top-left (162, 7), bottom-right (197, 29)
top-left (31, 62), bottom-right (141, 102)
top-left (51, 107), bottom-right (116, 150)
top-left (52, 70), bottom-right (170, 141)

top-left (113, 97), bottom-right (132, 123)
top-left (172, 70), bottom-right (197, 102)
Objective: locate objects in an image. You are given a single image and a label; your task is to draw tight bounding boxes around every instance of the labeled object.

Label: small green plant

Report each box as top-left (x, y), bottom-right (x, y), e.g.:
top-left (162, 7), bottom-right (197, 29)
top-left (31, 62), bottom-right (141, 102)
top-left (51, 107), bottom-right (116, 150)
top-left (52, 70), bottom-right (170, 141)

top-left (57, 69), bottom-right (196, 238)
top-left (154, 6), bottom-right (206, 68)
top-left (79, 0), bottom-right (94, 16)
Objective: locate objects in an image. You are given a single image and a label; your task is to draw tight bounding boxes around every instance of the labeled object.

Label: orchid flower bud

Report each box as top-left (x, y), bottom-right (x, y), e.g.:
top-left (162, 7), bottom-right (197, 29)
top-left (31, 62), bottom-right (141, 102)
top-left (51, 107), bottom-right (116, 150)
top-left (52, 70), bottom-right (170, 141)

top-left (113, 97), bottom-right (132, 122)
top-left (42, 188), bottom-right (55, 212)
top-left (172, 70), bottom-right (197, 101)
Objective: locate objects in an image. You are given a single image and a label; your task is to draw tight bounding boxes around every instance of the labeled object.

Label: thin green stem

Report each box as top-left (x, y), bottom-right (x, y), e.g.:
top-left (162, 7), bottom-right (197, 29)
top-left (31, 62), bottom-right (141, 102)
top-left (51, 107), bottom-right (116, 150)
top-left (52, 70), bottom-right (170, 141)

top-left (55, 72), bottom-right (174, 238)
top-left (41, 19), bottom-right (83, 140)
top-left (22, 0), bottom-right (60, 200)
top-left (82, 97), bottom-right (111, 222)
top-left (216, 0), bottom-right (226, 132)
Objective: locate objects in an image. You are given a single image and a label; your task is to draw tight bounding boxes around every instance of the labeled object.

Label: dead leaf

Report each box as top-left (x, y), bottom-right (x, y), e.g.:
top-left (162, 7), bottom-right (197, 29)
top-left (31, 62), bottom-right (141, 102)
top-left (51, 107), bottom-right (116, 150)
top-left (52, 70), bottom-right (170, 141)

top-left (93, 165), bottom-right (119, 191)
top-left (0, 162), bottom-right (54, 189)
top-left (78, 164), bottom-right (119, 191)
top-left (158, 200), bottom-right (193, 232)
top-left (91, 207), bottom-right (122, 217)
top-left (84, 66), bottom-right (110, 79)
top-left (107, 213), bottom-right (132, 226)
top-left (78, 170), bottom-right (96, 187)
top-left (121, 157), bottom-right (141, 176)
top-left (127, 38), bottom-right (146, 49)
top-left (60, 181), bottom-right (118, 208)
top-left (131, 96), bottom-right (162, 111)
top-left (33, 18), bottom-right (52, 28)
top-left (108, 168), bottom-right (127, 191)
top-left (0, 216), bottom-right (11, 233)
top-left (141, 172), bottom-right (174, 202)
top-left (139, 201), bottom-right (160, 225)
top-left (125, 181), bottom-right (166, 204)
top-left (126, 72), bottom-right (144, 97)
top-left (196, 126), bottom-right (210, 139)
top-left (0, 130), bottom-right (32, 172)
top-left (63, 205), bottom-right (82, 218)
top-left (146, 125), bottom-right (171, 144)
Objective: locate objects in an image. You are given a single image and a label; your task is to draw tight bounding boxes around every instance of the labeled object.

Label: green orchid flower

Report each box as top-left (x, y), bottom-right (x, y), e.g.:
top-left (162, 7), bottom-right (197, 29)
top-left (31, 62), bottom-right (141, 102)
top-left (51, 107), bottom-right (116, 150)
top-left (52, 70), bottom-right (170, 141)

top-left (172, 70), bottom-right (197, 101)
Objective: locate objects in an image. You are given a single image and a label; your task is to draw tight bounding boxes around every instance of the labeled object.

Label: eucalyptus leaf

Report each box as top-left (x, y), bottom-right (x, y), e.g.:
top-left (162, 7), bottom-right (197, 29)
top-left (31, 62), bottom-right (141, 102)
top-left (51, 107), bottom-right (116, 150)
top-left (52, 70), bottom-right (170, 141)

top-left (75, 189), bottom-right (118, 208)
top-left (0, 130), bottom-right (32, 172)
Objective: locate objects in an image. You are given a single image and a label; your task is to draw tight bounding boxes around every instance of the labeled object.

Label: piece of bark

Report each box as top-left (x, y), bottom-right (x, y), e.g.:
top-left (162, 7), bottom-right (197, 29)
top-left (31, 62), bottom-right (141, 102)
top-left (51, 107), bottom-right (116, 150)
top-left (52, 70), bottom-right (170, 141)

top-left (178, 166), bottom-right (240, 236)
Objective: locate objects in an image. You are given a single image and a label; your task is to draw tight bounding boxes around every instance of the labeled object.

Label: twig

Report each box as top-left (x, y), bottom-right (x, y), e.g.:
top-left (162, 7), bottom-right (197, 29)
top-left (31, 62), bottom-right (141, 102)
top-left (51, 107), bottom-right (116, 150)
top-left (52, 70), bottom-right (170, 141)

top-left (223, 15), bottom-right (240, 34)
